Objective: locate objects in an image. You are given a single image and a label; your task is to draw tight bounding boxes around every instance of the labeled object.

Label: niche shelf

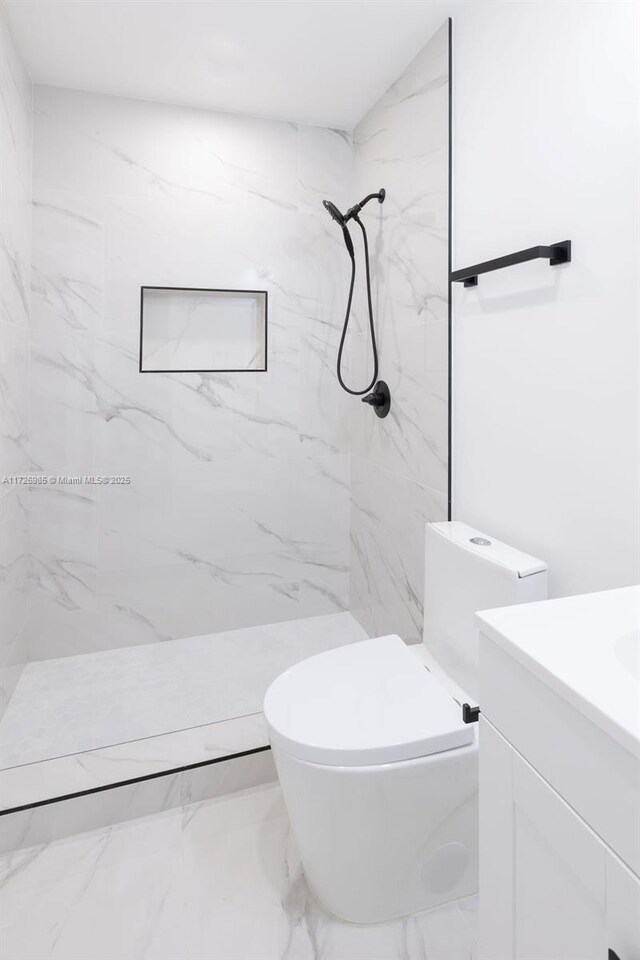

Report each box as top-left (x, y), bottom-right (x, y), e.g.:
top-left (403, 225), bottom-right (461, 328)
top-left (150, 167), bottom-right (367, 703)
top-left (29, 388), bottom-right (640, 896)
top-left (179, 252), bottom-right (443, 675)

top-left (139, 286), bottom-right (268, 373)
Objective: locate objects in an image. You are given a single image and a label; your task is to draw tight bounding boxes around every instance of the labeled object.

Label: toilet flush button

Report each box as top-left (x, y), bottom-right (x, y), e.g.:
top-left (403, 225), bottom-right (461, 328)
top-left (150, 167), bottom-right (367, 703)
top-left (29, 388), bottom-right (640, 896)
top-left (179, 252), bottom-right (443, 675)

top-left (470, 537), bottom-right (491, 546)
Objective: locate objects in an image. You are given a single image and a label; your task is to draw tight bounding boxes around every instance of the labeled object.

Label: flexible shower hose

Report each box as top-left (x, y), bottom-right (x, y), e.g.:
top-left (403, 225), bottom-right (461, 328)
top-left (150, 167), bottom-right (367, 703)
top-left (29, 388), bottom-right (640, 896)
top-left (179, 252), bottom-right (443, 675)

top-left (335, 215), bottom-right (379, 396)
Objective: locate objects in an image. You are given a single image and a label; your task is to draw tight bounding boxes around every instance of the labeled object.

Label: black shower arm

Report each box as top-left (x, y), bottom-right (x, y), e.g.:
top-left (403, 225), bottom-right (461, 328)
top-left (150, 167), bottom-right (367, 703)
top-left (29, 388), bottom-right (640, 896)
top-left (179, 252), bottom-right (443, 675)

top-left (345, 188), bottom-right (386, 222)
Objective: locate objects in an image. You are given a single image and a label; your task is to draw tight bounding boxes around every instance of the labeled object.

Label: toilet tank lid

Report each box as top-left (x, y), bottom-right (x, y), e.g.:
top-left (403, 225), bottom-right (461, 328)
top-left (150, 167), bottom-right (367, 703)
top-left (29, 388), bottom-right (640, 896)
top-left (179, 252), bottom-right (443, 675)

top-left (428, 521), bottom-right (547, 578)
top-left (263, 635), bottom-right (474, 767)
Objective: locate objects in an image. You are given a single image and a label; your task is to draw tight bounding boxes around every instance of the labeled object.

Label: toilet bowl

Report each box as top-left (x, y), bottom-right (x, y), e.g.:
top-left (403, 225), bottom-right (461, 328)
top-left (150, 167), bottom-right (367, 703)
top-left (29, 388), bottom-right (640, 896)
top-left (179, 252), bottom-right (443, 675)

top-left (264, 521), bottom-right (548, 924)
top-left (264, 635), bottom-right (478, 923)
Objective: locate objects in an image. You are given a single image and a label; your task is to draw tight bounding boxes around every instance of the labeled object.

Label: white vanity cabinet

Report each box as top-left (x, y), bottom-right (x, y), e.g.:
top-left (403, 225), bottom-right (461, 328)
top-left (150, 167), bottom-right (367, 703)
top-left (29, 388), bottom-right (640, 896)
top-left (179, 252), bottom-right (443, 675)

top-left (479, 718), bottom-right (640, 960)
top-left (476, 587), bottom-right (640, 960)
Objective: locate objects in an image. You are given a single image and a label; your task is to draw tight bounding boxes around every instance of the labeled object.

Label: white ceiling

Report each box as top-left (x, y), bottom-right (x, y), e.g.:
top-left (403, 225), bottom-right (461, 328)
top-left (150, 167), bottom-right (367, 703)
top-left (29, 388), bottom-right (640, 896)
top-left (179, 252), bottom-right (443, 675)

top-left (3, 0), bottom-right (453, 129)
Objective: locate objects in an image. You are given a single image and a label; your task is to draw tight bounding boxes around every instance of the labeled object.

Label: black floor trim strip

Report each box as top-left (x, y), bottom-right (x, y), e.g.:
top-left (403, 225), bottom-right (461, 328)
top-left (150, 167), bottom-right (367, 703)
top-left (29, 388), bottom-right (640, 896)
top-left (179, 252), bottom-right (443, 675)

top-left (1, 745), bottom-right (272, 816)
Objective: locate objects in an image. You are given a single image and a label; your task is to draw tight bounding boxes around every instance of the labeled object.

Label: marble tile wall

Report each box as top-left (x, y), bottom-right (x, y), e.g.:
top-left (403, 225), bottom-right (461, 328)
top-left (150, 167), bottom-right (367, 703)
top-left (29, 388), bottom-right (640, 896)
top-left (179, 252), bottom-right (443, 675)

top-left (349, 22), bottom-right (450, 643)
top-left (26, 87), bottom-right (354, 658)
top-left (20, 21), bottom-right (450, 661)
top-left (0, 12), bottom-right (31, 714)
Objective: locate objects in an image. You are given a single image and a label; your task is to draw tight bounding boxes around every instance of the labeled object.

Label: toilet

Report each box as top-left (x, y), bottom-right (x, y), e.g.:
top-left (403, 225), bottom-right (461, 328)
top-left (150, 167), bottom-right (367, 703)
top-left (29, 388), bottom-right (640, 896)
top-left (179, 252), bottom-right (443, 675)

top-left (263, 521), bottom-right (547, 924)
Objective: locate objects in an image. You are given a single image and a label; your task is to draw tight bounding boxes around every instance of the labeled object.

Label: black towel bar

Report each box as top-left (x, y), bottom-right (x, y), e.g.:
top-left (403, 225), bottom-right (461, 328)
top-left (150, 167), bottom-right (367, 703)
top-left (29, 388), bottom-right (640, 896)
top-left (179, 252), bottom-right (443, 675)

top-left (452, 240), bottom-right (571, 287)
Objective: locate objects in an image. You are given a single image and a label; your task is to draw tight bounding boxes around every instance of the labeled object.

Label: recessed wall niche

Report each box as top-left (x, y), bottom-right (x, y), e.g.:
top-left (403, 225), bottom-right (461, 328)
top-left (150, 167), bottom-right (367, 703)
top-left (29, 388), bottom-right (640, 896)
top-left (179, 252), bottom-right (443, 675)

top-left (139, 286), bottom-right (268, 373)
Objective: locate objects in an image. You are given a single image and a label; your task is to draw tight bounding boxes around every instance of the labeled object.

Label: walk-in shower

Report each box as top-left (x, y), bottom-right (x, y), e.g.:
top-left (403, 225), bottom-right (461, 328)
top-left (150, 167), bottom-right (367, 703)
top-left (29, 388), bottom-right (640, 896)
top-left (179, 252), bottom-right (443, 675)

top-left (322, 189), bottom-right (391, 417)
top-left (0, 13), bottom-right (451, 821)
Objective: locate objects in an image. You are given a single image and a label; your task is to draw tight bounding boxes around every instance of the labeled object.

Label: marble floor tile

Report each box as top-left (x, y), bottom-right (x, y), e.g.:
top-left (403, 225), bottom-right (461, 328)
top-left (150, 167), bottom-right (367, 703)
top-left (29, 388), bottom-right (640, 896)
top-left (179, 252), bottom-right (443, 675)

top-left (0, 781), bottom-right (478, 960)
top-left (1, 809), bottom-right (186, 959)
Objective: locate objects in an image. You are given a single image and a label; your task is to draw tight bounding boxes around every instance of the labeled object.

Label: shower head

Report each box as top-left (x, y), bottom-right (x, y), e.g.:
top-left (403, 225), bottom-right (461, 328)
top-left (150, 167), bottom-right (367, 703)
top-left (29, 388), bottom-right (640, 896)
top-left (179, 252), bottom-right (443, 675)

top-left (323, 190), bottom-right (386, 228)
top-left (323, 199), bottom-right (354, 259)
top-left (322, 199), bottom-right (346, 225)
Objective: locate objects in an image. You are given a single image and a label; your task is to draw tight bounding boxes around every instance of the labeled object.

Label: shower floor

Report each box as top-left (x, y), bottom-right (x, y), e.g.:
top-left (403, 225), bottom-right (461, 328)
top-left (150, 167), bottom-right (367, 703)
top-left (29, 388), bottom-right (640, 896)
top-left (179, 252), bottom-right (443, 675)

top-left (0, 612), bottom-right (368, 770)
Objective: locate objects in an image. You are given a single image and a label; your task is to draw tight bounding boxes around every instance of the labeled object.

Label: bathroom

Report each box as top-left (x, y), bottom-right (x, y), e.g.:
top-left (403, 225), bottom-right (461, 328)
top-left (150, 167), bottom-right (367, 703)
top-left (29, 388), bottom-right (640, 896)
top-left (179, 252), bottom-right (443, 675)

top-left (0, 0), bottom-right (638, 956)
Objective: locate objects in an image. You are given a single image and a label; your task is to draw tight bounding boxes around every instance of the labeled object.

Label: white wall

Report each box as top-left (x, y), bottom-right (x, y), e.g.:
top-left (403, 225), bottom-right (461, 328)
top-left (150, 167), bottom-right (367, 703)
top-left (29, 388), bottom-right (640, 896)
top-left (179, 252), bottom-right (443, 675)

top-left (0, 10), bottom-right (31, 713)
top-left (452, 0), bottom-right (639, 597)
top-left (27, 87), bottom-right (353, 658)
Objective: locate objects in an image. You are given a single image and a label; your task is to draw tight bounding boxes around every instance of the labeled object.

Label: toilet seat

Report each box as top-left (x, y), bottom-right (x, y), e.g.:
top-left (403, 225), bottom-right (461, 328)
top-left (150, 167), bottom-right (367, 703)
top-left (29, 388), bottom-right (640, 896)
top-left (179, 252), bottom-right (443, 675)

top-left (263, 635), bottom-right (474, 766)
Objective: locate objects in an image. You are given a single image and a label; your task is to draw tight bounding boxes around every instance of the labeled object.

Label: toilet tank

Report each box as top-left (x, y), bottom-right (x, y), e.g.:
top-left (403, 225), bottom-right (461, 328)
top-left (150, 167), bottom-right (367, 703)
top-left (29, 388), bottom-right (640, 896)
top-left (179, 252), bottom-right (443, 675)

top-left (422, 521), bottom-right (547, 700)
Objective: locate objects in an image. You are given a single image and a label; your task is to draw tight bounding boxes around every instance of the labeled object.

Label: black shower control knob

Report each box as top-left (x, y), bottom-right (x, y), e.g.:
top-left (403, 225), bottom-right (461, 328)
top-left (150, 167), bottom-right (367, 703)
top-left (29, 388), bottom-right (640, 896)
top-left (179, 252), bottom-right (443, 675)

top-left (361, 381), bottom-right (391, 419)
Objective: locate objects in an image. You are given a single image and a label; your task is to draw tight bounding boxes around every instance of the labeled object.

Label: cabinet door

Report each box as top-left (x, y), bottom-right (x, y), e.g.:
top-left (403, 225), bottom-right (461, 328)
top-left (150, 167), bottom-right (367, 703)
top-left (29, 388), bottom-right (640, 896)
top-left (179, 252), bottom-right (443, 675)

top-left (478, 717), bottom-right (514, 960)
top-left (607, 850), bottom-right (640, 960)
top-left (512, 750), bottom-right (608, 960)
top-left (480, 717), bottom-right (611, 960)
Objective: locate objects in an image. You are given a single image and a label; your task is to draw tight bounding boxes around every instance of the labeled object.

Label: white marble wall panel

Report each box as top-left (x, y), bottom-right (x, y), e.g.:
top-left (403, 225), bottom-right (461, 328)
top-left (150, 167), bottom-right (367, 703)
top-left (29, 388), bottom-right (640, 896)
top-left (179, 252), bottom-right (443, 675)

top-left (31, 191), bottom-right (104, 336)
top-left (0, 22), bottom-right (31, 331)
top-left (33, 86), bottom-right (300, 209)
top-left (0, 321), bottom-right (29, 477)
top-left (0, 488), bottom-right (29, 712)
top-left (350, 321), bottom-right (448, 491)
top-left (297, 125), bottom-right (353, 215)
top-left (350, 456), bottom-right (447, 642)
top-left (0, 12), bottom-right (31, 715)
top-left (25, 86), bottom-right (354, 659)
top-left (350, 22), bottom-right (450, 643)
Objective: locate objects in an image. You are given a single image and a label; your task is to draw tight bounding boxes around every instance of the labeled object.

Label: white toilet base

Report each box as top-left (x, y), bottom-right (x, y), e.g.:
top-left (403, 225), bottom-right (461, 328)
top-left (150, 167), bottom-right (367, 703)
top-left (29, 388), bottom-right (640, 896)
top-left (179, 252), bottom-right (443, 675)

top-left (272, 736), bottom-right (478, 925)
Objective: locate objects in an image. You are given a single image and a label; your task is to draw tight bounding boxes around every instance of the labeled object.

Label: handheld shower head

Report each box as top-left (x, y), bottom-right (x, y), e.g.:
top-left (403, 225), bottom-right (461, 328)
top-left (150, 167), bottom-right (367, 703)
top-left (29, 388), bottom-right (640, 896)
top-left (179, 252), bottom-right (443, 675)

top-left (322, 187), bottom-right (387, 400)
top-left (323, 199), bottom-right (354, 258)
top-left (322, 199), bottom-right (346, 225)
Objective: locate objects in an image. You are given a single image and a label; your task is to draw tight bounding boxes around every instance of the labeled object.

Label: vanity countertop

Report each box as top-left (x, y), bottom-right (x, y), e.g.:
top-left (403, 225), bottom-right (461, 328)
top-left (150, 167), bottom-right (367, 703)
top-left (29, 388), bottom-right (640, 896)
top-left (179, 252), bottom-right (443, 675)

top-left (476, 585), bottom-right (640, 757)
